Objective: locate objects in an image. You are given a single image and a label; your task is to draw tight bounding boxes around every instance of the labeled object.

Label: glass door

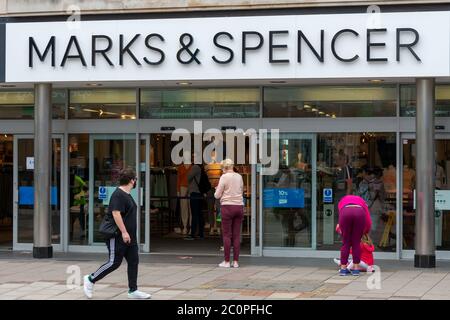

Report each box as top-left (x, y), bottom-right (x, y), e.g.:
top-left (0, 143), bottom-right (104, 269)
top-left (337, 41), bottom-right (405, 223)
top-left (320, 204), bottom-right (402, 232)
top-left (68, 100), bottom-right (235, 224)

top-left (140, 135), bottom-right (150, 252)
top-left (262, 133), bottom-right (316, 249)
top-left (402, 134), bottom-right (450, 255)
top-left (13, 135), bottom-right (62, 250)
top-left (88, 134), bottom-right (137, 245)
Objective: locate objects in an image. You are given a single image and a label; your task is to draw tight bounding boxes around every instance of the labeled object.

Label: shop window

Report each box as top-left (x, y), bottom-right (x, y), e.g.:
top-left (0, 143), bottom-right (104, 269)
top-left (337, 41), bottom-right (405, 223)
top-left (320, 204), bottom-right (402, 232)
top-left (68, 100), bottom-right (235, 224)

top-left (264, 85), bottom-right (397, 118)
top-left (0, 90), bottom-right (66, 119)
top-left (140, 88), bottom-right (260, 119)
top-left (69, 89), bottom-right (136, 119)
top-left (316, 133), bottom-right (397, 252)
top-left (401, 84), bottom-right (450, 117)
top-left (402, 139), bottom-right (450, 251)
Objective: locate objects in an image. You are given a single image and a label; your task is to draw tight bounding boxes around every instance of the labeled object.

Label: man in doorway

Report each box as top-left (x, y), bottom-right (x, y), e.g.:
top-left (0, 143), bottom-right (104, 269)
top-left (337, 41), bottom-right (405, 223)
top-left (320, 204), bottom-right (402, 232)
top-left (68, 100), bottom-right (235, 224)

top-left (83, 168), bottom-right (151, 299)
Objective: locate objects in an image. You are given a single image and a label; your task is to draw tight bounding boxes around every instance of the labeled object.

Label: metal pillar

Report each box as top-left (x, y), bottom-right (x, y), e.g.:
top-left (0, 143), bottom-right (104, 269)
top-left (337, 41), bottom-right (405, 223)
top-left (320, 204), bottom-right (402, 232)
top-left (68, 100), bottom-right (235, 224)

top-left (33, 83), bottom-right (53, 258)
top-left (415, 78), bottom-right (435, 268)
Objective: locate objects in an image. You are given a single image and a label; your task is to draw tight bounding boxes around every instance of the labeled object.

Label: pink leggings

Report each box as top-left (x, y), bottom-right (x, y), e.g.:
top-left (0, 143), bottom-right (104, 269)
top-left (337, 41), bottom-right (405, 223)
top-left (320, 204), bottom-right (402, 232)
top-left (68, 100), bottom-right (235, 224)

top-left (221, 205), bottom-right (244, 262)
top-left (339, 206), bottom-right (366, 265)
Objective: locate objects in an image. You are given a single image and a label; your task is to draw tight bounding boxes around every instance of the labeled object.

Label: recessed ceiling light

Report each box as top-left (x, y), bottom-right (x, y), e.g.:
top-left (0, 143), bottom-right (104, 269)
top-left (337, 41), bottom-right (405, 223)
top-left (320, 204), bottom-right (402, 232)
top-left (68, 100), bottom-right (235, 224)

top-left (369, 79), bottom-right (384, 83)
top-left (318, 111), bottom-right (325, 115)
top-left (86, 83), bottom-right (102, 87)
top-left (332, 114), bottom-right (337, 119)
top-left (311, 108), bottom-right (318, 112)
top-left (176, 82), bottom-right (192, 86)
top-left (303, 104), bottom-right (312, 109)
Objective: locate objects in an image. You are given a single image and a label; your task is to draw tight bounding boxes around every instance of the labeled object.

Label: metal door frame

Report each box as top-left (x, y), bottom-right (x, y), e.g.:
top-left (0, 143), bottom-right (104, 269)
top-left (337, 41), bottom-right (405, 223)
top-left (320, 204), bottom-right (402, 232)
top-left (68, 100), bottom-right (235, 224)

top-left (401, 132), bottom-right (450, 260)
top-left (87, 134), bottom-right (137, 246)
top-left (13, 134), bottom-right (64, 252)
top-left (261, 133), bottom-right (318, 256)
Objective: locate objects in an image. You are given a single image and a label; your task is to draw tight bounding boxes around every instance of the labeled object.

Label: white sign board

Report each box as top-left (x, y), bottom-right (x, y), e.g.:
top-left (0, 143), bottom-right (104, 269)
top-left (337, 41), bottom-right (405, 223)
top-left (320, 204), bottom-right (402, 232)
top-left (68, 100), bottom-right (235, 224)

top-left (414, 189), bottom-right (450, 210)
top-left (5, 11), bottom-right (450, 82)
top-left (26, 157), bottom-right (34, 170)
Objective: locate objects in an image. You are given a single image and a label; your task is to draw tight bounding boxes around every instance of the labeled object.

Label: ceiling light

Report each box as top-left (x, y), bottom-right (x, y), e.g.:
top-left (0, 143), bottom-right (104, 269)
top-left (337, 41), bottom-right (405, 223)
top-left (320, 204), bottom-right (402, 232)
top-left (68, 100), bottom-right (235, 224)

top-left (303, 104), bottom-right (311, 109)
top-left (326, 114), bottom-right (330, 117)
top-left (176, 82), bottom-right (192, 86)
top-left (86, 83), bottom-right (102, 87)
top-left (318, 111), bottom-right (325, 115)
top-left (369, 79), bottom-right (384, 83)
top-left (0, 84), bottom-right (16, 88)
top-left (311, 108), bottom-right (318, 112)
top-left (332, 114), bottom-right (337, 119)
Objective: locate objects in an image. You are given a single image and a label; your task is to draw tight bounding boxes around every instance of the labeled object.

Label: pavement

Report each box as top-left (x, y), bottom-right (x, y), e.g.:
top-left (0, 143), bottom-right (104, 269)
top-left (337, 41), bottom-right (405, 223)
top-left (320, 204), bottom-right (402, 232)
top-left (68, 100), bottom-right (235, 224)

top-left (1, 251), bottom-right (450, 300)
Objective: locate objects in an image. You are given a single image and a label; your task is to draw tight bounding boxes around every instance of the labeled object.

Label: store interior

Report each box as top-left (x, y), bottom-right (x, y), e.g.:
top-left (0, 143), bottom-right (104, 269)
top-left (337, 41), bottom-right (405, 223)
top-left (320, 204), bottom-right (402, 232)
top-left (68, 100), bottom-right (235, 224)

top-left (0, 134), bottom-right (13, 249)
top-left (148, 133), bottom-right (252, 254)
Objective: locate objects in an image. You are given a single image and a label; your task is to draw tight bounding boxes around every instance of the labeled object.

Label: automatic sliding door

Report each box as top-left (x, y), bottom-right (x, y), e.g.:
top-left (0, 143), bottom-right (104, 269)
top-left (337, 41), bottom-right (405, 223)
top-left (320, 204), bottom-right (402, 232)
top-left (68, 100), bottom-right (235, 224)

top-left (88, 135), bottom-right (137, 245)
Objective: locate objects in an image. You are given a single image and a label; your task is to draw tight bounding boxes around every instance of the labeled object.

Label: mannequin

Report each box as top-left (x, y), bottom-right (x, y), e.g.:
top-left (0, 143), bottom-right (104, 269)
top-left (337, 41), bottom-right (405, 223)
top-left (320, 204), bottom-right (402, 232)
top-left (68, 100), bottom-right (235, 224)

top-left (296, 152), bottom-right (308, 171)
top-left (436, 162), bottom-right (445, 189)
top-left (177, 163), bottom-right (192, 235)
top-left (205, 150), bottom-right (222, 235)
top-left (402, 164), bottom-right (415, 193)
top-left (383, 164), bottom-right (396, 193)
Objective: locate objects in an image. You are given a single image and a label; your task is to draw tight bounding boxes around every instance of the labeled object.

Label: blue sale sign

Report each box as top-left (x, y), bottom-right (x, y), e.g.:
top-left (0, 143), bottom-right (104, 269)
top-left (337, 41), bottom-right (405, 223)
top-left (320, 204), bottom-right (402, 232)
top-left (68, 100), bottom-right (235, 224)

top-left (263, 188), bottom-right (304, 208)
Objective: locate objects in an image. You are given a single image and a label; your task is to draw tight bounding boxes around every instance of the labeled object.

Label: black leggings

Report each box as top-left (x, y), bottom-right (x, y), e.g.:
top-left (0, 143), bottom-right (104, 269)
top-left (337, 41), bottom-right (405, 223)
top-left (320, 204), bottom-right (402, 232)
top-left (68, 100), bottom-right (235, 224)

top-left (90, 237), bottom-right (139, 292)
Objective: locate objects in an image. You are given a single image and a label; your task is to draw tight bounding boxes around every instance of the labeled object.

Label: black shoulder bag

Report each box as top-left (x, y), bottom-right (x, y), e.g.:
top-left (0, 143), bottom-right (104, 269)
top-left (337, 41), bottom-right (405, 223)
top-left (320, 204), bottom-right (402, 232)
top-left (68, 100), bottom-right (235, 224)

top-left (99, 213), bottom-right (120, 239)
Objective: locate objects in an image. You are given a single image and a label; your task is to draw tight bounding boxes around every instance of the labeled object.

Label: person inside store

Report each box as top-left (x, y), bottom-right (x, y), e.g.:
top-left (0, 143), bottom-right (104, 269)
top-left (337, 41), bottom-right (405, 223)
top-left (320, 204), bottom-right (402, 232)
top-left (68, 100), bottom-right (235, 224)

top-left (177, 162), bottom-right (192, 235)
top-left (205, 150), bottom-right (222, 236)
top-left (215, 159), bottom-right (244, 268)
top-left (336, 194), bottom-right (372, 276)
top-left (336, 150), bottom-right (353, 195)
top-left (71, 173), bottom-right (88, 240)
top-left (357, 166), bottom-right (385, 246)
top-left (185, 152), bottom-right (210, 240)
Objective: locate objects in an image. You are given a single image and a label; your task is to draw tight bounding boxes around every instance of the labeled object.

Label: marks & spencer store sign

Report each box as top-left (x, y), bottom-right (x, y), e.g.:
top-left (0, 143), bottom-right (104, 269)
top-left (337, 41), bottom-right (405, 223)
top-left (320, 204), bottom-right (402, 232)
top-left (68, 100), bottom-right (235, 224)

top-left (3, 11), bottom-right (450, 82)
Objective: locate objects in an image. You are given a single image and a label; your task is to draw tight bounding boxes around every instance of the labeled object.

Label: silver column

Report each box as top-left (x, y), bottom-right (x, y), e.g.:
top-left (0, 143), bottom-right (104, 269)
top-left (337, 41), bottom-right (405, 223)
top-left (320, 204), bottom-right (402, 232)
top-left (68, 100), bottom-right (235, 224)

top-left (415, 78), bottom-right (435, 268)
top-left (33, 83), bottom-right (53, 258)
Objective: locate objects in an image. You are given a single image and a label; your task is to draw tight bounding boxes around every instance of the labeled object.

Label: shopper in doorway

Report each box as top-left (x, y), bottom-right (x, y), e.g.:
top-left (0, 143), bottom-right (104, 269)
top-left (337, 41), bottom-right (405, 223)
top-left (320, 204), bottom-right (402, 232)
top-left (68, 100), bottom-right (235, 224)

top-left (83, 169), bottom-right (151, 299)
top-left (185, 156), bottom-right (205, 240)
top-left (215, 159), bottom-right (244, 268)
top-left (336, 194), bottom-right (372, 276)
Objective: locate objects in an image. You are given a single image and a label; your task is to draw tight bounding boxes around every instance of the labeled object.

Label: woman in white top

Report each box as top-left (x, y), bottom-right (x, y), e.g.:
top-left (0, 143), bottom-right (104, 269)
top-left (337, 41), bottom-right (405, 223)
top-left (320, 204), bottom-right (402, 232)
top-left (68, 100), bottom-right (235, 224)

top-left (214, 159), bottom-right (244, 268)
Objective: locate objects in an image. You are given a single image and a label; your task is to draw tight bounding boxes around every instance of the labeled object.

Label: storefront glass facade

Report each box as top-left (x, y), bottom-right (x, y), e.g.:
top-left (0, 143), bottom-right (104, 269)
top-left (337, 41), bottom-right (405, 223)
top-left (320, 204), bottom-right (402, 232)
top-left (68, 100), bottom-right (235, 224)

top-left (1, 84), bottom-right (450, 258)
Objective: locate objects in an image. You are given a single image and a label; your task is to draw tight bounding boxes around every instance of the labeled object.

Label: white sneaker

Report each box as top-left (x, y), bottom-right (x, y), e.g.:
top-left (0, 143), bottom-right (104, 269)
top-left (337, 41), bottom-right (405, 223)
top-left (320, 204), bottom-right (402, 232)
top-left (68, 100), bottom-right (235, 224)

top-left (333, 258), bottom-right (341, 266)
top-left (232, 261), bottom-right (239, 268)
top-left (83, 275), bottom-right (94, 299)
top-left (218, 261), bottom-right (230, 268)
top-left (128, 290), bottom-right (151, 299)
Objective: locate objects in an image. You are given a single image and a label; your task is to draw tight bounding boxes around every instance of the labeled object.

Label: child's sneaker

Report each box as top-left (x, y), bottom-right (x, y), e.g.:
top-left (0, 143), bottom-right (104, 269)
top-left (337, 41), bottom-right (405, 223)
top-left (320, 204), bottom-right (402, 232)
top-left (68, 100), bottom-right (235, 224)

top-left (350, 269), bottom-right (360, 276)
top-left (339, 268), bottom-right (351, 276)
top-left (333, 258), bottom-right (341, 266)
top-left (367, 265), bottom-right (375, 273)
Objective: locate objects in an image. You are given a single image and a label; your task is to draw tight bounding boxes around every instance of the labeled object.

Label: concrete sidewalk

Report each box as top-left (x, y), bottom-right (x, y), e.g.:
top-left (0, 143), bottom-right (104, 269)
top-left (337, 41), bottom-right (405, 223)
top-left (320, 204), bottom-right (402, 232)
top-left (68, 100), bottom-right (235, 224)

top-left (1, 251), bottom-right (450, 300)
